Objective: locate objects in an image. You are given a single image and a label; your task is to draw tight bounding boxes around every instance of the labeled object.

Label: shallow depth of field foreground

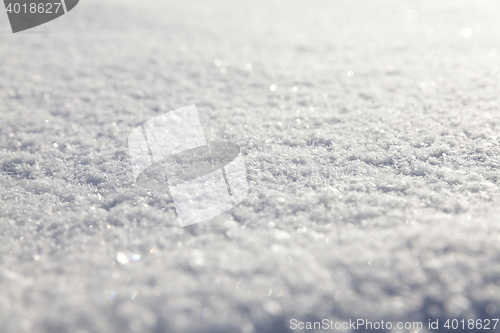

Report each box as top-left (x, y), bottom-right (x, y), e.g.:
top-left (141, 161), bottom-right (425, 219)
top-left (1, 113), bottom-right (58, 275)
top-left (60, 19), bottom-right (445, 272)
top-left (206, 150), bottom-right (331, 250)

top-left (1, 0), bottom-right (500, 332)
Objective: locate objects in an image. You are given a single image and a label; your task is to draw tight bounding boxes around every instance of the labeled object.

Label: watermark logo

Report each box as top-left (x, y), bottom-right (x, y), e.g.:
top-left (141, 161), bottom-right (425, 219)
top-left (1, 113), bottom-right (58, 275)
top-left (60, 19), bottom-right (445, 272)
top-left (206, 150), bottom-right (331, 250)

top-left (3, 0), bottom-right (79, 33)
top-left (128, 105), bottom-right (248, 227)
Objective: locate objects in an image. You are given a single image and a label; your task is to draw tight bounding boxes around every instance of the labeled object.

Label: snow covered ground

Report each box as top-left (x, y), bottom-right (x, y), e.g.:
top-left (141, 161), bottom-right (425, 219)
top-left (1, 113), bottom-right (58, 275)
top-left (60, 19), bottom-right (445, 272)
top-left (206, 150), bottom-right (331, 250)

top-left (2, 0), bottom-right (500, 332)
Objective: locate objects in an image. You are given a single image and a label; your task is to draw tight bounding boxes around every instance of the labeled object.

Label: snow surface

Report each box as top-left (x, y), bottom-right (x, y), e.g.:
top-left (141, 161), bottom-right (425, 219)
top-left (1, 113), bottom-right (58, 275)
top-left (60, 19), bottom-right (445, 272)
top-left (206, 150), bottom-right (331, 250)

top-left (2, 0), bottom-right (500, 332)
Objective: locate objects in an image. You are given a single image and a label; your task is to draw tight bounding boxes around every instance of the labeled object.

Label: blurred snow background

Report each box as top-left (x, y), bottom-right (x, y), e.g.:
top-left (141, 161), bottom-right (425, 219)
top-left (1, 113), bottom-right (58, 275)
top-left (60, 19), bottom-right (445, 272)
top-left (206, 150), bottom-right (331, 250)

top-left (2, 0), bottom-right (500, 332)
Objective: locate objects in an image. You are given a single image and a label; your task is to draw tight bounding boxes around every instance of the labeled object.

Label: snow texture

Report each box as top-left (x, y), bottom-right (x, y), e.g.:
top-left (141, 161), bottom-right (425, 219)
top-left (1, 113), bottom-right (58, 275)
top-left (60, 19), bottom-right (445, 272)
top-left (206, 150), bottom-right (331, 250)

top-left (1, 0), bottom-right (500, 332)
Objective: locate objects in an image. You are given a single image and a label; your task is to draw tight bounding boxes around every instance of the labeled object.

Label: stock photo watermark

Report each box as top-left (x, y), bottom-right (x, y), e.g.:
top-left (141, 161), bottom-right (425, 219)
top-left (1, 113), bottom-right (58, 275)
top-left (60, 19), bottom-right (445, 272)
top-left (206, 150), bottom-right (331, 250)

top-left (290, 318), bottom-right (500, 331)
top-left (128, 105), bottom-right (248, 227)
top-left (3, 0), bottom-right (79, 33)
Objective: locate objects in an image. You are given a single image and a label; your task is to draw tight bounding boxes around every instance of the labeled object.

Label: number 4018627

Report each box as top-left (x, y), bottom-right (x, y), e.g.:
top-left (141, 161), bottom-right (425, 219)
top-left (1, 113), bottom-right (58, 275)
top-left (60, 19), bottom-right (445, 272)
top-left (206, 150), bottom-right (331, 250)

top-left (5, 2), bottom-right (62, 14)
top-left (444, 319), bottom-right (499, 330)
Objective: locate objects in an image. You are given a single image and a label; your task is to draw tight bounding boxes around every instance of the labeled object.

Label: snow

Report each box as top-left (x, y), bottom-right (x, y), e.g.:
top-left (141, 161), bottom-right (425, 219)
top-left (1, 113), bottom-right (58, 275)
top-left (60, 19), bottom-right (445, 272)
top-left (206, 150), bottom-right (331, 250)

top-left (2, 0), bottom-right (500, 332)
